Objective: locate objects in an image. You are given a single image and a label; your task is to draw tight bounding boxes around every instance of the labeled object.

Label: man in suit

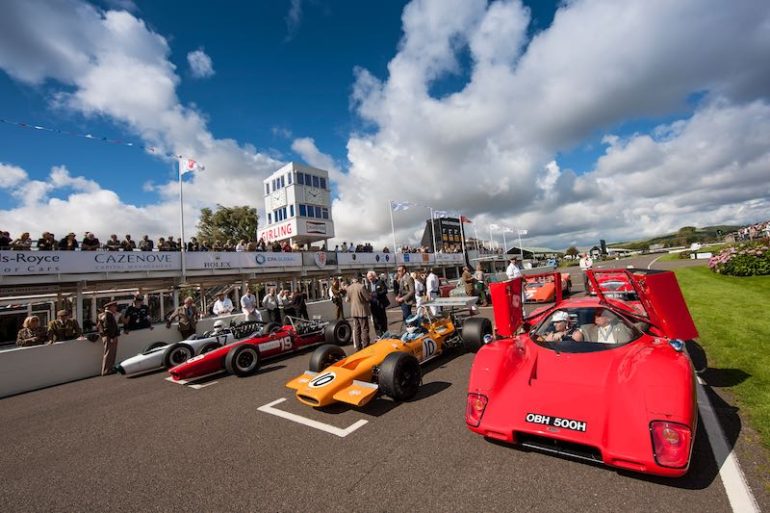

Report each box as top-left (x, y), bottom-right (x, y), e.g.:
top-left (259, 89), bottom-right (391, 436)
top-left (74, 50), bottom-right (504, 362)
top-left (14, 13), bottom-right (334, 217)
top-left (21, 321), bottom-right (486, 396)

top-left (581, 309), bottom-right (634, 344)
top-left (97, 301), bottom-right (121, 375)
top-left (166, 296), bottom-right (200, 339)
top-left (395, 265), bottom-right (415, 323)
top-left (367, 270), bottom-right (390, 336)
top-left (346, 276), bottom-right (371, 350)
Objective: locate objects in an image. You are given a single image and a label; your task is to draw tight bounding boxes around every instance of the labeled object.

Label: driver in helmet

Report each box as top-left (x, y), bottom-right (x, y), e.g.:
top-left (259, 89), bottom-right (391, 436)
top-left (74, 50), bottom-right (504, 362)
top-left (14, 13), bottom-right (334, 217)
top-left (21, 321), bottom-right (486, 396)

top-left (208, 319), bottom-right (227, 337)
top-left (401, 313), bottom-right (428, 341)
top-left (541, 310), bottom-right (584, 342)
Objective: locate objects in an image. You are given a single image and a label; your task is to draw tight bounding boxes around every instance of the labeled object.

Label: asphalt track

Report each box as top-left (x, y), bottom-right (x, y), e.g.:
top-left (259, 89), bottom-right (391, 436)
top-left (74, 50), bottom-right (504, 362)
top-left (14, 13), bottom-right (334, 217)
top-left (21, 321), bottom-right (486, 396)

top-left (1, 255), bottom-right (768, 513)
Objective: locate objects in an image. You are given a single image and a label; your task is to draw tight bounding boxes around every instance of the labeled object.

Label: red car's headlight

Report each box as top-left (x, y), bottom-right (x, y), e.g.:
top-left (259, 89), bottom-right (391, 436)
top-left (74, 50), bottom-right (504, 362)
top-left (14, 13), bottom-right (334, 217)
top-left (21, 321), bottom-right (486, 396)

top-left (466, 393), bottom-right (488, 427)
top-left (650, 421), bottom-right (692, 468)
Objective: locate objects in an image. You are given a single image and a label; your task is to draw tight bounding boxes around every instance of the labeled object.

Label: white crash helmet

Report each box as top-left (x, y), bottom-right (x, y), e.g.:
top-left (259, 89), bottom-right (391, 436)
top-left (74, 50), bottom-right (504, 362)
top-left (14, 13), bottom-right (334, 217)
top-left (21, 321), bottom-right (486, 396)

top-left (551, 311), bottom-right (569, 323)
top-left (213, 320), bottom-right (225, 329)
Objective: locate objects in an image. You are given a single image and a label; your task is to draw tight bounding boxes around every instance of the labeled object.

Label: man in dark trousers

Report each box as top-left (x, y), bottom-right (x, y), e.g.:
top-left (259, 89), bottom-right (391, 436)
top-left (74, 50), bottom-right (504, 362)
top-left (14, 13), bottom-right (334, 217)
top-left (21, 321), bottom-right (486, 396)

top-left (395, 265), bottom-right (415, 323)
top-left (97, 301), bottom-right (121, 375)
top-left (346, 276), bottom-right (371, 350)
top-left (366, 270), bottom-right (390, 336)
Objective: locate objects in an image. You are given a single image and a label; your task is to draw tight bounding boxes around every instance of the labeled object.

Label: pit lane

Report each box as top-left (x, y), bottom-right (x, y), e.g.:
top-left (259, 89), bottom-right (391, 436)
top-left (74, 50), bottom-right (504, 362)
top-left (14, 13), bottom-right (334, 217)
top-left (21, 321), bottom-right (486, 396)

top-left (0, 256), bottom-right (765, 513)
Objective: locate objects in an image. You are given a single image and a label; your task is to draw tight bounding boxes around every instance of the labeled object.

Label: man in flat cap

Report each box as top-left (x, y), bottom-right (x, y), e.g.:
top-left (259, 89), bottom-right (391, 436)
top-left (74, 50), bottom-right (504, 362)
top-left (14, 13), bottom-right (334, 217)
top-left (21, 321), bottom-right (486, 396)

top-left (166, 296), bottom-right (200, 339)
top-left (97, 301), bottom-right (121, 375)
top-left (47, 309), bottom-right (83, 343)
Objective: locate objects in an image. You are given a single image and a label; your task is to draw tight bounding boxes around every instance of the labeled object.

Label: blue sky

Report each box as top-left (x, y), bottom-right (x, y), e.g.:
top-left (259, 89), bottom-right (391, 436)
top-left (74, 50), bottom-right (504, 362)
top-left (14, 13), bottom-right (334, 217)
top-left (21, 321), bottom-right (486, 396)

top-left (0, 0), bottom-right (769, 250)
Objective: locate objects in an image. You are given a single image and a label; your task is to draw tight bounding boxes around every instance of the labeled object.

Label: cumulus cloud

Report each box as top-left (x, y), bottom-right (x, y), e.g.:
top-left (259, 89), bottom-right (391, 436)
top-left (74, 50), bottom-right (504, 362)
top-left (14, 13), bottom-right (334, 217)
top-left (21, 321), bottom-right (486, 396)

top-left (0, 0), bottom-right (282, 239)
top-left (187, 48), bottom-right (214, 78)
top-left (1, 0), bottom-right (769, 251)
top-left (333, 0), bottom-right (770, 249)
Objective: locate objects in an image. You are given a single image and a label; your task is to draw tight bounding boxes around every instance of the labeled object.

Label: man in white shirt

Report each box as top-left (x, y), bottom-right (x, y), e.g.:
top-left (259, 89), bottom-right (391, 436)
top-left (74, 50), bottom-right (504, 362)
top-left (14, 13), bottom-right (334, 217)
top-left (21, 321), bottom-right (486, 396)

top-left (240, 287), bottom-right (261, 322)
top-left (425, 268), bottom-right (440, 315)
top-left (212, 292), bottom-right (234, 316)
top-left (506, 257), bottom-right (522, 280)
top-left (262, 287), bottom-right (280, 324)
top-left (579, 253), bottom-right (593, 292)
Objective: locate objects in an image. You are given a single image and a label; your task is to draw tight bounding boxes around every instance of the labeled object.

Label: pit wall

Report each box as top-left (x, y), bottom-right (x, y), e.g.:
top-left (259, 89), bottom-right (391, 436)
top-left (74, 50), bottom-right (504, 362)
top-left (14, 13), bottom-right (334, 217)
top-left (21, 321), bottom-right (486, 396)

top-left (0, 299), bottom-right (355, 399)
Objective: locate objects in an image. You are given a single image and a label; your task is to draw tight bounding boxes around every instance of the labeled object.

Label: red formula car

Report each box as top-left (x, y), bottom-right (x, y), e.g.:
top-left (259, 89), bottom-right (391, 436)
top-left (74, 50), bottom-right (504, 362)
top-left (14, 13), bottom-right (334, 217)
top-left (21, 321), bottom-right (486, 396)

top-left (466, 269), bottom-right (700, 477)
top-left (168, 317), bottom-right (351, 381)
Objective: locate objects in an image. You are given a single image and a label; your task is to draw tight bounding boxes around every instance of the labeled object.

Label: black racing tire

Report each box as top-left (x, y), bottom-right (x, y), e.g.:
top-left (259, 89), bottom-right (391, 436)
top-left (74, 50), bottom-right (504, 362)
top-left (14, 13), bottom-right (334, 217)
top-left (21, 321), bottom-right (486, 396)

top-left (265, 322), bottom-right (281, 334)
top-left (378, 352), bottom-right (421, 401)
top-left (462, 317), bottom-right (493, 353)
top-left (225, 344), bottom-right (261, 377)
top-left (162, 343), bottom-right (195, 368)
top-left (324, 320), bottom-right (352, 346)
top-left (199, 342), bottom-right (221, 354)
top-left (142, 341), bottom-right (167, 354)
top-left (309, 344), bottom-right (346, 373)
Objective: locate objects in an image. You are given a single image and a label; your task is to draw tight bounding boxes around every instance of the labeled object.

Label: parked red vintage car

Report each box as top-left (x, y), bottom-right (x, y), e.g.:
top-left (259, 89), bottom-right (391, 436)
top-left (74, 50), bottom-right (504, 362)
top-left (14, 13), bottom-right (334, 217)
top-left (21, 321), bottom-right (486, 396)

top-left (168, 318), bottom-right (351, 381)
top-left (466, 269), bottom-right (700, 477)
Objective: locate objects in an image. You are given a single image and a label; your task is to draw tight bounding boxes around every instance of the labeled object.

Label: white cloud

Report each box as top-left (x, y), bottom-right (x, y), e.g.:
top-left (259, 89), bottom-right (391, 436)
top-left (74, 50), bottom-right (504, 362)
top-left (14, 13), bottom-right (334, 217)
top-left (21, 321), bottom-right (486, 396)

top-left (0, 0), bottom-right (282, 240)
top-left (291, 138), bottom-right (343, 182)
top-left (0, 0), bottom-right (769, 250)
top-left (187, 48), bottom-right (214, 79)
top-left (333, 0), bottom-right (770, 249)
top-left (0, 163), bottom-right (28, 188)
top-left (285, 0), bottom-right (303, 41)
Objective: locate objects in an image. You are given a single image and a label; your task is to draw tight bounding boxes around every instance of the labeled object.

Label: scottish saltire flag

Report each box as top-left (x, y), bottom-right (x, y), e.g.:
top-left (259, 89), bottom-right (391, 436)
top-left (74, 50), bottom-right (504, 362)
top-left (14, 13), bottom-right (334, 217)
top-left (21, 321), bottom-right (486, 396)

top-left (390, 200), bottom-right (414, 212)
top-left (179, 158), bottom-right (204, 176)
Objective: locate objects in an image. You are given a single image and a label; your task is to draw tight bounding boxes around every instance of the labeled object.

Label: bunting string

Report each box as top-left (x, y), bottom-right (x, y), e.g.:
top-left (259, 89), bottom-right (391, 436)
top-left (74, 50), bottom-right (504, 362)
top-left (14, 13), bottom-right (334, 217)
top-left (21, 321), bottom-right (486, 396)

top-left (0, 117), bottom-right (197, 162)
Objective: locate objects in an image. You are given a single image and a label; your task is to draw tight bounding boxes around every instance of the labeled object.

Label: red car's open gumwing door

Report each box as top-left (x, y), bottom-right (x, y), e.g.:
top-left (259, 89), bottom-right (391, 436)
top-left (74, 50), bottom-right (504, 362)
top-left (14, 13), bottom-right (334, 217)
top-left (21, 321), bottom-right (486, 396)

top-left (489, 277), bottom-right (524, 337)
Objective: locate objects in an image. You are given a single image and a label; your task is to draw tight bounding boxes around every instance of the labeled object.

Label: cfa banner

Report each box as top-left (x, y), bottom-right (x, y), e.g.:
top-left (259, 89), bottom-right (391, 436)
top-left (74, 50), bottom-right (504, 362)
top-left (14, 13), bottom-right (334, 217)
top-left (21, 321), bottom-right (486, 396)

top-left (186, 252), bottom-right (302, 269)
top-left (0, 251), bottom-right (180, 275)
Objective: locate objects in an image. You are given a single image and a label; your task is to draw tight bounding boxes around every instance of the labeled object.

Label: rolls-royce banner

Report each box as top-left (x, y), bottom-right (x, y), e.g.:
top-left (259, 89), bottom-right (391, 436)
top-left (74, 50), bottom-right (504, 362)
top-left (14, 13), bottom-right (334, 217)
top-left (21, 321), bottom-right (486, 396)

top-left (336, 252), bottom-right (396, 265)
top-left (0, 251), bottom-right (180, 275)
top-left (433, 253), bottom-right (465, 263)
top-left (186, 252), bottom-right (302, 269)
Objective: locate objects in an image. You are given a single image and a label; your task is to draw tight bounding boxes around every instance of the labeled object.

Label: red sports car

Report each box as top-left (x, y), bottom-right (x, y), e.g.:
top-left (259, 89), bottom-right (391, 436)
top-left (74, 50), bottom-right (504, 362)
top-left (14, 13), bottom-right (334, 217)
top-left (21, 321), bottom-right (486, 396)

top-left (466, 269), bottom-right (700, 477)
top-left (168, 318), bottom-right (351, 381)
top-left (587, 270), bottom-right (637, 300)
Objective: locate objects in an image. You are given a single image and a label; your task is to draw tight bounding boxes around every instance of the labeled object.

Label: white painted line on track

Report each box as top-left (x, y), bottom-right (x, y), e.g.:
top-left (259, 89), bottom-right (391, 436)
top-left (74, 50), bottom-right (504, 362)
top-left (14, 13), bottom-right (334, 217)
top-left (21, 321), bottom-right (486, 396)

top-left (646, 255), bottom-right (664, 269)
top-left (164, 376), bottom-right (218, 389)
top-left (696, 377), bottom-right (760, 513)
top-left (258, 398), bottom-right (368, 437)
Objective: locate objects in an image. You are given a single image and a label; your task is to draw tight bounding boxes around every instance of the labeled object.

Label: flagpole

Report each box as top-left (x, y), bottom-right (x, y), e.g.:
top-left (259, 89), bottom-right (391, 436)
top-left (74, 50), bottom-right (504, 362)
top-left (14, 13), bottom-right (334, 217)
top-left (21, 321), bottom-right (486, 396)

top-left (459, 216), bottom-right (467, 256)
top-left (473, 224), bottom-right (479, 252)
top-left (489, 225), bottom-right (494, 253)
top-left (518, 229), bottom-right (524, 261)
top-left (178, 161), bottom-right (187, 284)
top-left (502, 230), bottom-right (508, 256)
top-left (429, 208), bottom-right (440, 254)
top-left (388, 201), bottom-right (398, 255)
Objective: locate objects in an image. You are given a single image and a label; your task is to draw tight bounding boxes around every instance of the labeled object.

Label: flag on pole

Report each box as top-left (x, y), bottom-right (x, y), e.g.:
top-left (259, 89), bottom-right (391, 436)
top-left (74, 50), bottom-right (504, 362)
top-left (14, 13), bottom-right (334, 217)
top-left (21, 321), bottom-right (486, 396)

top-left (179, 158), bottom-right (204, 176)
top-left (433, 210), bottom-right (449, 218)
top-left (390, 200), bottom-right (414, 212)
top-left (518, 229), bottom-right (528, 235)
top-left (460, 215), bottom-right (472, 224)
top-left (489, 223), bottom-right (500, 230)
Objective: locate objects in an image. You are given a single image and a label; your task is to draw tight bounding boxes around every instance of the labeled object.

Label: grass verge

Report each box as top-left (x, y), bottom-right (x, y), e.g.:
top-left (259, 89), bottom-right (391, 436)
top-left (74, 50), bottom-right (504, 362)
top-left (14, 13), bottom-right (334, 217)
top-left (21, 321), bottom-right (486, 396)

top-left (675, 266), bottom-right (770, 450)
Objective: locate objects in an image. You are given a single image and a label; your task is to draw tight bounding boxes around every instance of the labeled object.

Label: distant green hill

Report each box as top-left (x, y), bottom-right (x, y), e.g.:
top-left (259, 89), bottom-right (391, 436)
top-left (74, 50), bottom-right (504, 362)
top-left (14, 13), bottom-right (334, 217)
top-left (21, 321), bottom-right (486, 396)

top-left (609, 225), bottom-right (740, 251)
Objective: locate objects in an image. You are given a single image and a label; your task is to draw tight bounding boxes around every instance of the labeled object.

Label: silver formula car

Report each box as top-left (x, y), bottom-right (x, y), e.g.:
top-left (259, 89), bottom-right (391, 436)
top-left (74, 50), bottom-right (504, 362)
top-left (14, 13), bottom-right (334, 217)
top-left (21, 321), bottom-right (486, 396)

top-left (115, 320), bottom-right (271, 376)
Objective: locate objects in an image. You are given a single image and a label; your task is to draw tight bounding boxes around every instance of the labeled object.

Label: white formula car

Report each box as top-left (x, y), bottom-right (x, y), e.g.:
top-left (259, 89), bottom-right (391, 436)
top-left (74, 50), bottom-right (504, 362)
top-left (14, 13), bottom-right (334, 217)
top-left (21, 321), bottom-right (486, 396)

top-left (115, 320), bottom-right (270, 376)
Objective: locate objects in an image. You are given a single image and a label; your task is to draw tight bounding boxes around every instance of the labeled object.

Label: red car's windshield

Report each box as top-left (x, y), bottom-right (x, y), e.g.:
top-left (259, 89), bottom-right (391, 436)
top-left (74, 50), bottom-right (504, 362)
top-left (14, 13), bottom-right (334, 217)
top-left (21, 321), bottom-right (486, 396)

top-left (531, 307), bottom-right (643, 353)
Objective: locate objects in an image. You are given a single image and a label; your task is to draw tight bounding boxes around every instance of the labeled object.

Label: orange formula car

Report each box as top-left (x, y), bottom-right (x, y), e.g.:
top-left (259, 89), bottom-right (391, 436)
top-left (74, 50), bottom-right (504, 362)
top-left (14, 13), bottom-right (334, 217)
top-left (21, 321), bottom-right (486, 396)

top-left (286, 298), bottom-right (492, 408)
top-left (523, 272), bottom-right (572, 303)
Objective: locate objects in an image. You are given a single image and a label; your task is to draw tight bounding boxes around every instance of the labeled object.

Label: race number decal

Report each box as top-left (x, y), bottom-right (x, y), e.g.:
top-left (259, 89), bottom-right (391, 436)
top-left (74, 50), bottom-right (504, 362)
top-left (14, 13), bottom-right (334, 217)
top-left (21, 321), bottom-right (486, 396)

top-left (422, 338), bottom-right (437, 359)
top-left (525, 413), bottom-right (587, 432)
top-left (278, 336), bottom-right (292, 351)
top-left (309, 372), bottom-right (336, 388)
